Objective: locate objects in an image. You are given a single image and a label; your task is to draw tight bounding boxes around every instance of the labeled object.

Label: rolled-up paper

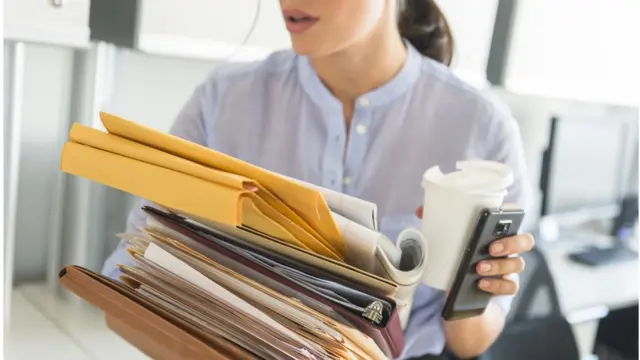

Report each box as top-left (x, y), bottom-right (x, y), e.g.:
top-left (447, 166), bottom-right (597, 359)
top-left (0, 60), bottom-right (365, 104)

top-left (421, 161), bottom-right (513, 290)
top-left (330, 211), bottom-right (427, 329)
top-left (294, 181), bottom-right (428, 330)
top-left (373, 228), bottom-right (427, 328)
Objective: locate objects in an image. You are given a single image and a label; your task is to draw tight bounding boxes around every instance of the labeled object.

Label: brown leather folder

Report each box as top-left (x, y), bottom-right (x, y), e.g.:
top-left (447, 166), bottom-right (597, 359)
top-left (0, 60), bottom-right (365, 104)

top-left (58, 266), bottom-right (258, 360)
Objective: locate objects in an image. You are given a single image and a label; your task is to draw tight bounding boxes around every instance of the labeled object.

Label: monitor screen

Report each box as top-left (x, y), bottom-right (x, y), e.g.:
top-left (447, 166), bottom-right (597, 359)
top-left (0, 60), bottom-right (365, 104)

top-left (543, 114), bottom-right (638, 215)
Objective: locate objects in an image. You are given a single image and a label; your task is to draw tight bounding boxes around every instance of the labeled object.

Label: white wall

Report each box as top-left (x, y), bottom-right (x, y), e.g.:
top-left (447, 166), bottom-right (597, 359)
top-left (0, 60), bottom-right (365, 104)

top-left (505, 0), bottom-right (640, 106)
top-left (436, 0), bottom-right (499, 87)
top-left (105, 49), bottom-right (219, 132)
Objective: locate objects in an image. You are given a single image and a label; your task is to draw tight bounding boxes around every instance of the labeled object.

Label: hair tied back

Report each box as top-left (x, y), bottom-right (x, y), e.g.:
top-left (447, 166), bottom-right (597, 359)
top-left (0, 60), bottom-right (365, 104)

top-left (398, 0), bottom-right (454, 66)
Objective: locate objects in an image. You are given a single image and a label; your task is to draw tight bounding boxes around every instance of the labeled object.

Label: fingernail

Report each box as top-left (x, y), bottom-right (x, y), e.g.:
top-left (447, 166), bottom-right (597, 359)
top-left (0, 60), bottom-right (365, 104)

top-left (479, 262), bottom-right (491, 273)
top-left (479, 279), bottom-right (491, 289)
top-left (491, 242), bottom-right (504, 255)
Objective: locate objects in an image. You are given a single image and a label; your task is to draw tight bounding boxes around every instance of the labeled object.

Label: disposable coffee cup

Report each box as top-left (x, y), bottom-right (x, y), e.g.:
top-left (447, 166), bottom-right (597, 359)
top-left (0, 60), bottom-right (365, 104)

top-left (420, 161), bottom-right (513, 290)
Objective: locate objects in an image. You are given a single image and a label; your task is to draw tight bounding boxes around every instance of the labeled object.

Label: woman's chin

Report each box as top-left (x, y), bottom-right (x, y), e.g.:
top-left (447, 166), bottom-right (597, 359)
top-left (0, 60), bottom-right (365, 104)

top-left (289, 42), bottom-right (318, 57)
top-left (289, 41), bottom-right (336, 58)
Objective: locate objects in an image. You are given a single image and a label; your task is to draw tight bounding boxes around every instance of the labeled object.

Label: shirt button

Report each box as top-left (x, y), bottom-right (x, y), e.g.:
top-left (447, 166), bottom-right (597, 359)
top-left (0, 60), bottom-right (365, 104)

top-left (343, 177), bottom-right (352, 185)
top-left (358, 98), bottom-right (370, 108)
top-left (356, 124), bottom-right (367, 135)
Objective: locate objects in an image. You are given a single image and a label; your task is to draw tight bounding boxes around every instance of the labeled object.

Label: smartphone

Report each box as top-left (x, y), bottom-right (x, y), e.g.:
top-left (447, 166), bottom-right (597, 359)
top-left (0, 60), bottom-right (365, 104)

top-left (442, 207), bottom-right (525, 321)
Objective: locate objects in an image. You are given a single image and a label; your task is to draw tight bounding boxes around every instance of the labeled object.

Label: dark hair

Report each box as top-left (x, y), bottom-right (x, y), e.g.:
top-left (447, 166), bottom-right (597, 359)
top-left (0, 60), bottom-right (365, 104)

top-left (398, 0), bottom-right (454, 66)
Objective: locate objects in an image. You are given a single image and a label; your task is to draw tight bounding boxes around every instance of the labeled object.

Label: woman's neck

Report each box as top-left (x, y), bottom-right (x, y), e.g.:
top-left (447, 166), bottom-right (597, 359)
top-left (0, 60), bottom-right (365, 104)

top-left (310, 25), bottom-right (407, 105)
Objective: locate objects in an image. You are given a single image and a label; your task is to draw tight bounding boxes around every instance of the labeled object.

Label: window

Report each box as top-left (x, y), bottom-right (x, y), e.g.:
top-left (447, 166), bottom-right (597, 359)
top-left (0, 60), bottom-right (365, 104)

top-left (504, 0), bottom-right (640, 105)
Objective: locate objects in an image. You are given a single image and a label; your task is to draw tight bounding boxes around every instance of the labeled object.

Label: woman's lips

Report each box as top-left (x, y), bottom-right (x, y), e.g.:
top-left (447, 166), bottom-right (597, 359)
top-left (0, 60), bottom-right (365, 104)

top-left (282, 9), bottom-right (319, 34)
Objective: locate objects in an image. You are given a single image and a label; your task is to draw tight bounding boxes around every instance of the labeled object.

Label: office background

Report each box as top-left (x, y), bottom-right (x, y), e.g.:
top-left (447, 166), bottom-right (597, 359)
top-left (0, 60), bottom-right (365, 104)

top-left (3, 0), bottom-right (639, 359)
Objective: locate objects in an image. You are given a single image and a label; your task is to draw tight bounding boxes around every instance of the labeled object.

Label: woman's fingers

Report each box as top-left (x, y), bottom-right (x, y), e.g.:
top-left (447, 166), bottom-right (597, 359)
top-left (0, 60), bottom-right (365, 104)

top-left (478, 276), bottom-right (519, 295)
top-left (476, 257), bottom-right (526, 276)
top-left (489, 233), bottom-right (535, 256)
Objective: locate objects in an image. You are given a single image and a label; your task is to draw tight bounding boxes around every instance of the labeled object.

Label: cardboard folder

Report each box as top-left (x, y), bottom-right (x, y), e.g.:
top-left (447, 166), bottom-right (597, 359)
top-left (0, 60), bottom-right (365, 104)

top-left (59, 266), bottom-right (258, 360)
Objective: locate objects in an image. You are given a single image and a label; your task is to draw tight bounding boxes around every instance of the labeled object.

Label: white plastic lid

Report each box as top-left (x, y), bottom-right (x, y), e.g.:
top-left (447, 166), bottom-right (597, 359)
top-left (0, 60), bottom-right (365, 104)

top-left (422, 160), bottom-right (513, 195)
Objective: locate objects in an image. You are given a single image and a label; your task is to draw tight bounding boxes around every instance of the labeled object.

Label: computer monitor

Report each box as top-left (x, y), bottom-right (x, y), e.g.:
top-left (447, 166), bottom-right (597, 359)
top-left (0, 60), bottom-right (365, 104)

top-left (540, 110), bottom-right (638, 217)
top-left (539, 107), bottom-right (639, 265)
top-left (490, 88), bottom-right (638, 226)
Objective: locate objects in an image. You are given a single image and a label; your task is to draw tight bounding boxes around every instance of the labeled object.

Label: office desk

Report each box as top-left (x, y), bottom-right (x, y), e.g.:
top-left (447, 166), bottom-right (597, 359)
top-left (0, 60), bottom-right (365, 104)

top-left (539, 238), bottom-right (638, 358)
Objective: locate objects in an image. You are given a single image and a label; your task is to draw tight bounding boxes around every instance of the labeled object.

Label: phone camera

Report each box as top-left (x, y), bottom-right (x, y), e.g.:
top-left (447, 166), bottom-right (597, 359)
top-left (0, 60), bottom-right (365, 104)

top-left (493, 220), bottom-right (512, 237)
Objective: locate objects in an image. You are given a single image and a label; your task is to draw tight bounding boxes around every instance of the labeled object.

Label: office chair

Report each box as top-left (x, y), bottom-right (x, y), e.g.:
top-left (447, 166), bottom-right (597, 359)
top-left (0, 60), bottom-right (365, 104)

top-left (594, 305), bottom-right (639, 359)
top-left (477, 246), bottom-right (581, 360)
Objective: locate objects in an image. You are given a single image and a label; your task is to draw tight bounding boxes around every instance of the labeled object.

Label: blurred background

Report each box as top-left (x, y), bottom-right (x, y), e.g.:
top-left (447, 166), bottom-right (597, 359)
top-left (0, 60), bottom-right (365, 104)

top-left (3, 0), bottom-right (639, 359)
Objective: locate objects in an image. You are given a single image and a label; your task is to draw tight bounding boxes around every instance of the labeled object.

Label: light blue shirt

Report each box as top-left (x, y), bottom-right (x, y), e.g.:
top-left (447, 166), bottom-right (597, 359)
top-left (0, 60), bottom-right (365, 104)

top-left (102, 42), bottom-right (532, 359)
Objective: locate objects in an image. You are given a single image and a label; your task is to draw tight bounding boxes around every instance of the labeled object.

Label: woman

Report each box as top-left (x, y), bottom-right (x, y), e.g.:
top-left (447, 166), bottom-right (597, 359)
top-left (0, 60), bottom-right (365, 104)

top-left (102, 0), bottom-right (535, 358)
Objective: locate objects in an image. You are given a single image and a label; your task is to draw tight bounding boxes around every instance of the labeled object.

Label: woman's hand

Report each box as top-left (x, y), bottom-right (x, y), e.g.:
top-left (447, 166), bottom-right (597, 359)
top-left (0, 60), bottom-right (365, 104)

top-left (474, 232), bottom-right (534, 295)
top-left (415, 206), bottom-right (535, 296)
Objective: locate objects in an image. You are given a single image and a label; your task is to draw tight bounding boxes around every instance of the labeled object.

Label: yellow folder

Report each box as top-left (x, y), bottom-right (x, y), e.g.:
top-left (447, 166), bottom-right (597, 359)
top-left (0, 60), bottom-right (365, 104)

top-left (98, 112), bottom-right (344, 254)
top-left (59, 113), bottom-right (346, 261)
top-left (67, 124), bottom-right (341, 260)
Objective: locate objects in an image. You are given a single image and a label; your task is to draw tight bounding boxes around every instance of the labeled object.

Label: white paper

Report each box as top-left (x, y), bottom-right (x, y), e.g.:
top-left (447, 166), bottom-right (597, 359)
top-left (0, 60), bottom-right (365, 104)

top-left (143, 242), bottom-right (314, 350)
top-left (144, 216), bottom-right (387, 360)
top-left (420, 161), bottom-right (513, 290)
top-left (331, 212), bottom-right (381, 272)
top-left (284, 176), bottom-right (378, 230)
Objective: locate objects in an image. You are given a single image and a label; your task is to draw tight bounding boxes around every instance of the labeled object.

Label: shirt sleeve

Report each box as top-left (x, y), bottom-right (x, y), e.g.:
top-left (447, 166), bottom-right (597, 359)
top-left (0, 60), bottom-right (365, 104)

top-left (483, 102), bottom-right (533, 211)
top-left (100, 80), bottom-right (215, 279)
top-left (481, 102), bottom-right (534, 316)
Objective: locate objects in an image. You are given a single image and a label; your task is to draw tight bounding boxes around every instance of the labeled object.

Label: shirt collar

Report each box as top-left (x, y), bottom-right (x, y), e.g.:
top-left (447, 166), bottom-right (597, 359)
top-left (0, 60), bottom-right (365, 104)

top-left (296, 40), bottom-right (422, 110)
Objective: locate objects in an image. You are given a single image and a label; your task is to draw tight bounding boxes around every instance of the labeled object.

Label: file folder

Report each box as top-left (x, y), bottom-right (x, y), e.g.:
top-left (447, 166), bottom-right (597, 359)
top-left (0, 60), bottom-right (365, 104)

top-left (57, 112), bottom-right (433, 359)
top-left (140, 206), bottom-right (405, 357)
top-left (61, 118), bottom-right (344, 261)
top-left (100, 112), bottom-right (344, 253)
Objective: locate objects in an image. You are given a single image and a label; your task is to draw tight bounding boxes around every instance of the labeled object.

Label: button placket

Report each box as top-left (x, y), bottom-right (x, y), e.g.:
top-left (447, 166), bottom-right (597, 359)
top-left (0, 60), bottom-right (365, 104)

top-left (326, 141), bottom-right (344, 190)
top-left (344, 104), bottom-right (373, 194)
top-left (323, 108), bottom-right (346, 190)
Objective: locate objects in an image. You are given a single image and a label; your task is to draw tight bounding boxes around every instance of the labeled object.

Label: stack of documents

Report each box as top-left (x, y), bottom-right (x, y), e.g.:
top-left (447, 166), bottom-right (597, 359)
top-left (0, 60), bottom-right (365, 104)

top-left (58, 112), bottom-right (429, 359)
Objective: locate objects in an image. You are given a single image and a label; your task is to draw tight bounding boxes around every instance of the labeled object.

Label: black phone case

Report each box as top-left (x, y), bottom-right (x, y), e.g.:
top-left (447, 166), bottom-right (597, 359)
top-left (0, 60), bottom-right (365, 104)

top-left (442, 208), bottom-right (525, 321)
